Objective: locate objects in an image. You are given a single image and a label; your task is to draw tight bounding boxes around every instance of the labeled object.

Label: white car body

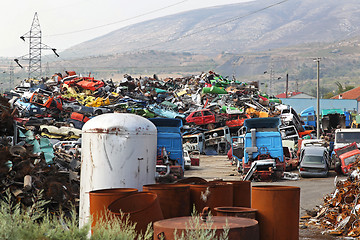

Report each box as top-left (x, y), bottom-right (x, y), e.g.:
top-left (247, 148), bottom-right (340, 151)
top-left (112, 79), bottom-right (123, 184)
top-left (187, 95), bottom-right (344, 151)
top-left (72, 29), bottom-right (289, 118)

top-left (40, 125), bottom-right (82, 137)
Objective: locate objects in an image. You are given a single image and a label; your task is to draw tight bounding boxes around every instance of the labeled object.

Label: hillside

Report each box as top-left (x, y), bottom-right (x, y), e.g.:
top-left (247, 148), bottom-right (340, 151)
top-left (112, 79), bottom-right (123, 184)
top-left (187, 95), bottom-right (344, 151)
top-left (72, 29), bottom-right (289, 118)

top-left (61, 0), bottom-right (360, 58)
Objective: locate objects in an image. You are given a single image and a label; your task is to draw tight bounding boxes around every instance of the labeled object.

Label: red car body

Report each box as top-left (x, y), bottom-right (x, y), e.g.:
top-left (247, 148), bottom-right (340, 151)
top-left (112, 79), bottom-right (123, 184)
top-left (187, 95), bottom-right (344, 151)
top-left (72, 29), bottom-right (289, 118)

top-left (30, 92), bottom-right (63, 111)
top-left (225, 113), bottom-right (251, 128)
top-left (64, 77), bottom-right (104, 91)
top-left (186, 109), bottom-right (227, 126)
top-left (334, 142), bottom-right (360, 175)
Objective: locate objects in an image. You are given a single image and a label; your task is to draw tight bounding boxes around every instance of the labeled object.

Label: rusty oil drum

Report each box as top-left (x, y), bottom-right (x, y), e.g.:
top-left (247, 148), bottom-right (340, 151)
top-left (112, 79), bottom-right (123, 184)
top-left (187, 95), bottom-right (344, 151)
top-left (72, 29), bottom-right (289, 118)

top-left (228, 180), bottom-right (251, 207)
top-left (143, 184), bottom-right (191, 219)
top-left (89, 188), bottom-right (138, 230)
top-left (251, 185), bottom-right (300, 240)
top-left (214, 206), bottom-right (257, 219)
top-left (211, 180), bottom-right (251, 208)
top-left (153, 216), bottom-right (259, 240)
top-left (190, 182), bottom-right (233, 214)
top-left (108, 191), bottom-right (164, 234)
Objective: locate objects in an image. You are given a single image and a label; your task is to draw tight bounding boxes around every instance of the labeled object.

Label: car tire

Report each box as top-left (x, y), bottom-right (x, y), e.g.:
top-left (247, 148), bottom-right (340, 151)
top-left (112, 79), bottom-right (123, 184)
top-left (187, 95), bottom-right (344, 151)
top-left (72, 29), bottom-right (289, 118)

top-left (95, 110), bottom-right (102, 115)
top-left (42, 128), bottom-right (49, 134)
top-left (334, 162), bottom-right (342, 175)
top-left (68, 131), bottom-right (75, 136)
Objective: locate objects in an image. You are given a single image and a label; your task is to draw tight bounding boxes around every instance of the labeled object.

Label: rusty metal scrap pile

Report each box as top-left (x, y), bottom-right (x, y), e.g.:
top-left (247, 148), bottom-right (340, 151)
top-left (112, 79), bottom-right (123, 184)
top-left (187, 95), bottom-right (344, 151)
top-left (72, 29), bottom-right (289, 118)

top-left (306, 155), bottom-right (360, 237)
top-left (0, 95), bottom-right (79, 211)
top-left (0, 144), bottom-right (78, 210)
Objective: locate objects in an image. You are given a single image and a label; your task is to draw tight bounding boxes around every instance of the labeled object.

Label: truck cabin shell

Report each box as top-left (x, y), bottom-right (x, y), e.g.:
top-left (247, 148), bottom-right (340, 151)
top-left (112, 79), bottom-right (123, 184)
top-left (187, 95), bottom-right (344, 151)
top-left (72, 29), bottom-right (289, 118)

top-left (183, 132), bottom-right (205, 153)
top-left (334, 142), bottom-right (360, 175)
top-left (203, 126), bottom-right (231, 154)
top-left (334, 129), bottom-right (360, 150)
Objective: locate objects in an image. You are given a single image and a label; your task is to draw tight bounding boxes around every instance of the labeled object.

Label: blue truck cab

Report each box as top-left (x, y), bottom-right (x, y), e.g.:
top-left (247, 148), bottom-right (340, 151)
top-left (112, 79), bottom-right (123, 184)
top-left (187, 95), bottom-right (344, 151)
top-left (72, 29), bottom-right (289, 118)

top-left (300, 106), bottom-right (316, 127)
top-left (149, 118), bottom-right (184, 170)
top-left (243, 117), bottom-right (285, 181)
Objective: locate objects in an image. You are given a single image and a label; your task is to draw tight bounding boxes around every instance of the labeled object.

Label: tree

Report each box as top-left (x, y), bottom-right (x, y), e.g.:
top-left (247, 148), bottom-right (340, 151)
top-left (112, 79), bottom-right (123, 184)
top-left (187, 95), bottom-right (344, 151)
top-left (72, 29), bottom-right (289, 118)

top-left (335, 81), bottom-right (354, 94)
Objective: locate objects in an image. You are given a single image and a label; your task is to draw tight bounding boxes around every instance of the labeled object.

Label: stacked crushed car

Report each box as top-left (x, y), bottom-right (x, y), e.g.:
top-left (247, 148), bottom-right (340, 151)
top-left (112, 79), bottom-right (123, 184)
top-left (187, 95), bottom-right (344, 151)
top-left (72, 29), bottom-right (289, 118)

top-left (0, 70), bottom-right (312, 209)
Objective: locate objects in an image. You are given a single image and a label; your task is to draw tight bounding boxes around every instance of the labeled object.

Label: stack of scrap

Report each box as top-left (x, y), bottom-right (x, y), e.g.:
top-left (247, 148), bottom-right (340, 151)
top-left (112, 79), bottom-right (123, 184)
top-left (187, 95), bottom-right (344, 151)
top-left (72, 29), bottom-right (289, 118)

top-left (305, 155), bottom-right (360, 237)
top-left (0, 69), bottom-right (308, 211)
top-left (0, 96), bottom-right (79, 212)
top-left (0, 144), bottom-right (79, 211)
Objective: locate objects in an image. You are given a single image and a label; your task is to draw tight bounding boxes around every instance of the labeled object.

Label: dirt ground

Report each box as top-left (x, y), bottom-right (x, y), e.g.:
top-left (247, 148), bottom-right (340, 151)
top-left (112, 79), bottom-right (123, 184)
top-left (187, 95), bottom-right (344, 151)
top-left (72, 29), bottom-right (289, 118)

top-left (184, 155), bottom-right (348, 240)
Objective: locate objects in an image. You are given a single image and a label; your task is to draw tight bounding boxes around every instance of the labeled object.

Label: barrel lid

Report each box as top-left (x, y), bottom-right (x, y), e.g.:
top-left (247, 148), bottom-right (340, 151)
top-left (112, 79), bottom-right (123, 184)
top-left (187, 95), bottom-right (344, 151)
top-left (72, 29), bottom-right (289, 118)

top-left (252, 185), bottom-right (300, 191)
top-left (154, 216), bottom-right (258, 230)
top-left (82, 113), bottom-right (157, 134)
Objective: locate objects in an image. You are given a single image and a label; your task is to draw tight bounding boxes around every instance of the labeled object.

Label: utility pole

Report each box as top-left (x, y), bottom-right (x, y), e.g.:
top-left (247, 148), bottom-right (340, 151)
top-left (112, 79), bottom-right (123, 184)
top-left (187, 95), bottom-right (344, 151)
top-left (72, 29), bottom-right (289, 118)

top-left (232, 56), bottom-right (242, 81)
top-left (264, 60), bottom-right (274, 96)
top-left (269, 61), bottom-right (274, 96)
top-left (14, 12), bottom-right (59, 80)
top-left (9, 63), bottom-right (14, 90)
top-left (45, 62), bottom-right (50, 78)
top-left (314, 58), bottom-right (321, 139)
top-left (285, 73), bottom-right (289, 98)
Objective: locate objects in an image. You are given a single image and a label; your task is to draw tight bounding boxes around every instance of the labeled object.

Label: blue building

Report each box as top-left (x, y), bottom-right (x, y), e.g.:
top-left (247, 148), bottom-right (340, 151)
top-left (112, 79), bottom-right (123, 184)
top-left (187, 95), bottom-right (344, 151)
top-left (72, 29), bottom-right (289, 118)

top-left (280, 98), bottom-right (358, 114)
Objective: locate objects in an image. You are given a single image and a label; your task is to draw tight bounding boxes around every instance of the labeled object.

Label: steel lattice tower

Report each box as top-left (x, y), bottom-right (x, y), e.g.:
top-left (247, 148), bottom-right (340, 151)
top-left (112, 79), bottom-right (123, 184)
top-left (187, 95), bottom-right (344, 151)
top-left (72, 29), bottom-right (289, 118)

top-left (9, 63), bottom-right (14, 90)
top-left (15, 12), bottom-right (59, 80)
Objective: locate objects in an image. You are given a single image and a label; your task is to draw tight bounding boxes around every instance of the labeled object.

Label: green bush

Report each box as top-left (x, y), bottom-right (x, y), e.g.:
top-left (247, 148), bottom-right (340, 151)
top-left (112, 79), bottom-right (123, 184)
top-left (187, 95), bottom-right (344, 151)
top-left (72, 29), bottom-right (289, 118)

top-left (173, 214), bottom-right (229, 240)
top-left (0, 191), bottom-right (228, 240)
top-left (0, 191), bottom-right (89, 240)
top-left (90, 210), bottom-right (152, 240)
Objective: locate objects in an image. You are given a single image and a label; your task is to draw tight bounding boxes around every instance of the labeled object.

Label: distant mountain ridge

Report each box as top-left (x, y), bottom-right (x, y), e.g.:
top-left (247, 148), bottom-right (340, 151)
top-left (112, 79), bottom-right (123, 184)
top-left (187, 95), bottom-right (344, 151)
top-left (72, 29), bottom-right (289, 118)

top-left (61, 0), bottom-right (360, 58)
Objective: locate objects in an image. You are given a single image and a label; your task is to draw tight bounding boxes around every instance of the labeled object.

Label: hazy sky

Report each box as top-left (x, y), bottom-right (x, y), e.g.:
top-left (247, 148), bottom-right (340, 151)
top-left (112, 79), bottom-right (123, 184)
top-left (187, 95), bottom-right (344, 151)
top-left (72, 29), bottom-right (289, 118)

top-left (1, 0), bottom-right (252, 58)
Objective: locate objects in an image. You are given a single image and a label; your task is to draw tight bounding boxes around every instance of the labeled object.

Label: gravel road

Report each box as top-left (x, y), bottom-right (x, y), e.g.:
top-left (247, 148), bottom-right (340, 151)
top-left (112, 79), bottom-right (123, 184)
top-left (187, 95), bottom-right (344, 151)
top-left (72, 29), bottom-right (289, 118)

top-left (184, 155), bottom-right (348, 240)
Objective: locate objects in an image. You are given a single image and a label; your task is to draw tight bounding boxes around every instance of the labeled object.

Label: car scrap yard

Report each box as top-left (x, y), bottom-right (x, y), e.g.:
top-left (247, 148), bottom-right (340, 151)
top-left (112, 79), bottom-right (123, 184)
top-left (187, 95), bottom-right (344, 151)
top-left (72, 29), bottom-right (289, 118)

top-left (2, 1), bottom-right (360, 239)
top-left (0, 69), bottom-right (359, 239)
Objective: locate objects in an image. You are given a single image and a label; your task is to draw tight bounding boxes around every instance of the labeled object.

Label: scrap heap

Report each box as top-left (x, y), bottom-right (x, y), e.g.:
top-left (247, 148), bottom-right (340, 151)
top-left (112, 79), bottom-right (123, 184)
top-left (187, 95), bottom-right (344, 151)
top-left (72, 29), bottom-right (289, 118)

top-left (0, 70), bottom-right (302, 211)
top-left (305, 155), bottom-right (360, 237)
top-left (0, 99), bottom-right (79, 211)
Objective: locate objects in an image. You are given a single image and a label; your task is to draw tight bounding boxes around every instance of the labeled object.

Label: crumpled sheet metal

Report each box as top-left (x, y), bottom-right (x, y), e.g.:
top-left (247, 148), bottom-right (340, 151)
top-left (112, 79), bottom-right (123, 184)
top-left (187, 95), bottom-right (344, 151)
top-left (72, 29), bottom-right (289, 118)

top-left (307, 155), bottom-right (360, 237)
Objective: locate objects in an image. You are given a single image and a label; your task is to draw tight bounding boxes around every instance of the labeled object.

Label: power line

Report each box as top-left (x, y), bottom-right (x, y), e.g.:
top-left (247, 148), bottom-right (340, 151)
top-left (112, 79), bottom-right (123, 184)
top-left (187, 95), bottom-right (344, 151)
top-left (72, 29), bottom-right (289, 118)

top-left (54, 0), bottom-right (291, 61)
top-left (132, 0), bottom-right (290, 52)
top-left (44, 0), bottom-right (188, 37)
top-left (59, 0), bottom-right (290, 56)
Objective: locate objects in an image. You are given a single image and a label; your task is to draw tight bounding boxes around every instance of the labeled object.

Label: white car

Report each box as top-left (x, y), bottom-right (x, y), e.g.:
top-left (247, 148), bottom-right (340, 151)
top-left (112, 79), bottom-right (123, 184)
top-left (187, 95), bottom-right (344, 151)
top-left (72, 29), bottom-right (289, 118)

top-left (40, 125), bottom-right (82, 137)
top-left (184, 150), bottom-right (192, 170)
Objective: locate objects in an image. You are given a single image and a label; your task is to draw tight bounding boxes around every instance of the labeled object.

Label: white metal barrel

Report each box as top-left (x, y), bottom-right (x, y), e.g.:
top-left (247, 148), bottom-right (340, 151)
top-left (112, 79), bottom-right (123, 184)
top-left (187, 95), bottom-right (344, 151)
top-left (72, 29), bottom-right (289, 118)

top-left (79, 113), bottom-right (157, 227)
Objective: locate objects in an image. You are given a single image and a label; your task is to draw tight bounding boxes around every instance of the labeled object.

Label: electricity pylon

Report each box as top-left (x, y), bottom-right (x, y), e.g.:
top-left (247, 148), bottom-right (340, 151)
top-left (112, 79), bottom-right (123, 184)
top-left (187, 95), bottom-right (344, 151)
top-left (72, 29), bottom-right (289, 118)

top-left (14, 12), bottom-right (59, 80)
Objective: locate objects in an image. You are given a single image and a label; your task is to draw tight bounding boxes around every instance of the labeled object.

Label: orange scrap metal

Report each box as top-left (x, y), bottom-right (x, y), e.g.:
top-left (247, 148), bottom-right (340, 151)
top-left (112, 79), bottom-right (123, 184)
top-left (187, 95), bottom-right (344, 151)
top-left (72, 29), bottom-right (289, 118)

top-left (306, 155), bottom-right (360, 237)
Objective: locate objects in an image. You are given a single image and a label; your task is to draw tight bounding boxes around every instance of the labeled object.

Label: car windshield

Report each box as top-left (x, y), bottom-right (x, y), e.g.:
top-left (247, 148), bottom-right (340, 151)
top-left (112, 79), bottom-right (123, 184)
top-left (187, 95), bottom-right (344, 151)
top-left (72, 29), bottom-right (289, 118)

top-left (302, 155), bottom-right (324, 164)
top-left (336, 132), bottom-right (360, 144)
top-left (344, 155), bottom-right (359, 166)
